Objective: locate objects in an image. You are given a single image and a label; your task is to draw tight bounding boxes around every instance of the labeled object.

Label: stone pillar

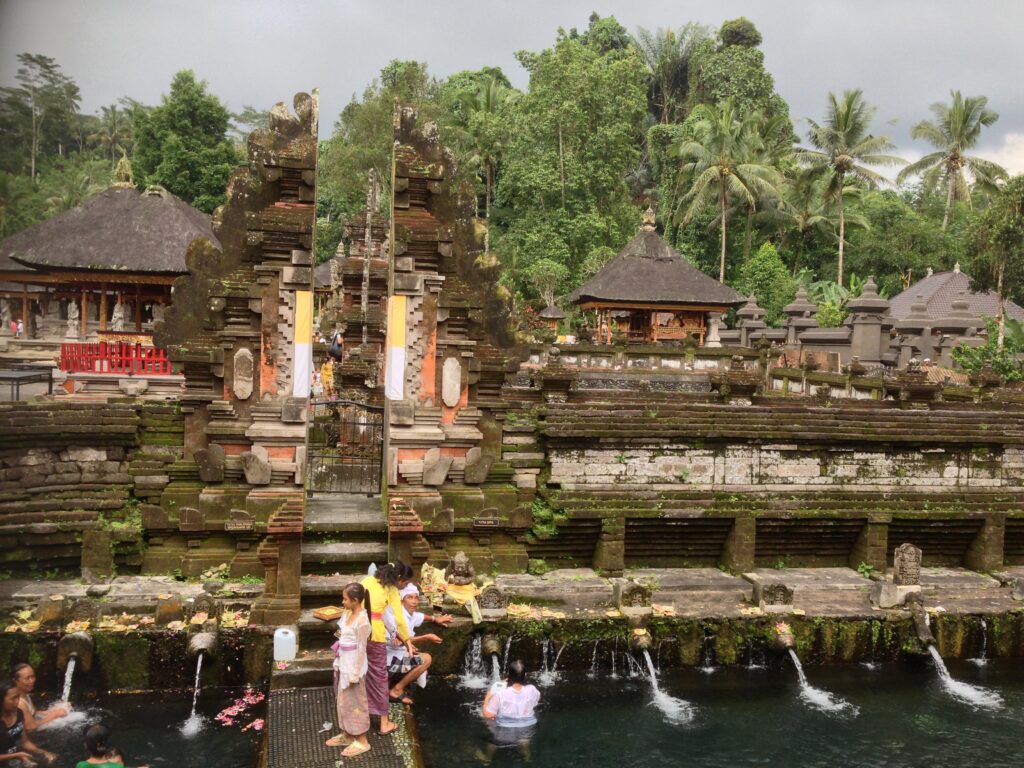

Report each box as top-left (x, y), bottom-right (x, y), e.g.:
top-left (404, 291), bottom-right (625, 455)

top-left (849, 513), bottom-right (889, 572)
top-left (721, 516), bottom-right (755, 572)
top-left (81, 529), bottom-right (115, 582)
top-left (966, 513), bottom-right (1005, 572)
top-left (705, 312), bottom-right (722, 348)
top-left (593, 516), bottom-right (624, 576)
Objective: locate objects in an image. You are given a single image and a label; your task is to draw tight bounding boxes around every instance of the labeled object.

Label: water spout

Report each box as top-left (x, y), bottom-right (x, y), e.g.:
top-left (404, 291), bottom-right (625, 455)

top-left (57, 631), bottom-right (94, 673)
top-left (641, 649), bottom-right (694, 724)
top-left (61, 656), bottom-right (76, 703)
top-left (188, 632), bottom-right (217, 658)
top-left (458, 635), bottom-right (489, 690)
top-left (787, 649), bottom-right (857, 714)
top-left (926, 646), bottom-right (1002, 709)
top-left (699, 633), bottom-right (716, 674)
top-left (969, 619), bottom-right (988, 667)
top-left (587, 640), bottom-right (600, 679)
top-left (181, 651), bottom-right (205, 736)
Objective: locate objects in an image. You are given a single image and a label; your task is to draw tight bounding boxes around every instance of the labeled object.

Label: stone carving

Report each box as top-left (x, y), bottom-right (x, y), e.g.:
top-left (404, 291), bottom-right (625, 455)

top-left (241, 449), bottom-right (273, 485)
top-left (179, 507), bottom-right (206, 532)
top-left (893, 543), bottom-right (922, 586)
top-left (150, 302), bottom-right (165, 324)
top-left (0, 299), bottom-right (9, 332)
top-left (190, 593), bottom-right (221, 624)
top-left (445, 551), bottom-right (476, 586)
top-left (193, 445), bottom-right (225, 483)
top-left (422, 447), bottom-right (453, 486)
top-left (233, 348), bottom-right (254, 400)
top-left (762, 583), bottom-right (794, 606)
top-left (110, 300), bottom-right (127, 331)
top-left (478, 584), bottom-right (507, 610)
top-left (66, 300), bottom-right (80, 338)
top-left (442, 357), bottom-right (462, 407)
top-left (463, 446), bottom-right (494, 485)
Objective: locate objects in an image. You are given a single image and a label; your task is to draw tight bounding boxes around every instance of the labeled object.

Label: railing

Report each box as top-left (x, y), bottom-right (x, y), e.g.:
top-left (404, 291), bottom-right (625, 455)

top-left (60, 341), bottom-right (173, 376)
top-left (307, 398), bottom-right (384, 495)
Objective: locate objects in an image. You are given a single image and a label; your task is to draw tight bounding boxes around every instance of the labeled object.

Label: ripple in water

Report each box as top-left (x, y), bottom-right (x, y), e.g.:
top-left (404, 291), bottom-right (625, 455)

top-left (642, 650), bottom-right (694, 725)
top-left (180, 713), bottom-right (204, 737)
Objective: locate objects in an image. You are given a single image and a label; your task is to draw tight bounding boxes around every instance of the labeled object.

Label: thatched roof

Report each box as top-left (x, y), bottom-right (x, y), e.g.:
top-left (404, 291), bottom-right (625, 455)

top-left (567, 227), bottom-right (746, 308)
top-left (889, 266), bottom-right (1024, 323)
top-left (0, 186), bottom-right (219, 275)
top-left (538, 304), bottom-right (566, 320)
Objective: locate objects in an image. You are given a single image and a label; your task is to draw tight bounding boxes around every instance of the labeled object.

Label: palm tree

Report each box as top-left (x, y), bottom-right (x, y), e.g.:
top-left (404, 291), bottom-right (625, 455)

top-left (673, 98), bottom-right (782, 281)
top-left (454, 77), bottom-right (513, 252)
top-left (88, 104), bottom-right (131, 166)
top-left (896, 91), bottom-right (1008, 230)
top-left (632, 24), bottom-right (708, 124)
top-left (737, 112), bottom-right (793, 262)
top-left (776, 169), bottom-right (868, 270)
top-left (799, 90), bottom-right (904, 286)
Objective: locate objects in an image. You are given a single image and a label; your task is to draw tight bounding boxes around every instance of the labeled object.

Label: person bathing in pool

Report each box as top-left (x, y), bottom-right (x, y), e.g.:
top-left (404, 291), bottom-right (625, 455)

top-left (11, 665), bottom-right (70, 732)
top-left (477, 660), bottom-right (540, 764)
top-left (0, 678), bottom-right (56, 766)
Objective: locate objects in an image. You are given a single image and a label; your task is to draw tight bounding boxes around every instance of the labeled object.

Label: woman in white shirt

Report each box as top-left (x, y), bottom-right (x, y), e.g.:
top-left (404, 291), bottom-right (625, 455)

top-left (479, 660), bottom-right (540, 763)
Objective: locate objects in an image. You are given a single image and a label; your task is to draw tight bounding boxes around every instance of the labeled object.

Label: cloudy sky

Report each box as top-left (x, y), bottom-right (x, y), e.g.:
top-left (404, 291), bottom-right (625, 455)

top-left (2, 0), bottom-right (1023, 175)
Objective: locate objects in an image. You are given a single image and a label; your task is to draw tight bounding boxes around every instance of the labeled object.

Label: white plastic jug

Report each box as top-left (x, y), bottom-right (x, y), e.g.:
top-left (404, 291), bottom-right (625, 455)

top-left (274, 627), bottom-right (296, 662)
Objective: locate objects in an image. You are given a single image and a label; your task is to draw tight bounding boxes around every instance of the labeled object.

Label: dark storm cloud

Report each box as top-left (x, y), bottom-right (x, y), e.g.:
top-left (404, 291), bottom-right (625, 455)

top-left (2, 0), bottom-right (1022, 169)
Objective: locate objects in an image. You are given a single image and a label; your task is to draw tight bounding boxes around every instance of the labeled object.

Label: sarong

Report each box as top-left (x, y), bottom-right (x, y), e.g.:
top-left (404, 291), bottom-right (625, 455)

top-left (366, 640), bottom-right (389, 716)
top-left (336, 677), bottom-right (369, 737)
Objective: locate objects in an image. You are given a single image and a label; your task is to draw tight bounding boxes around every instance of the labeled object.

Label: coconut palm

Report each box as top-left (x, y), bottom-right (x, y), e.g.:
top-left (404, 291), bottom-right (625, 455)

top-left (896, 91), bottom-right (1008, 230)
top-left (88, 104), bottom-right (131, 166)
top-left (454, 77), bottom-right (514, 252)
top-left (673, 98), bottom-right (783, 281)
top-left (775, 169), bottom-right (868, 270)
top-left (799, 90), bottom-right (904, 286)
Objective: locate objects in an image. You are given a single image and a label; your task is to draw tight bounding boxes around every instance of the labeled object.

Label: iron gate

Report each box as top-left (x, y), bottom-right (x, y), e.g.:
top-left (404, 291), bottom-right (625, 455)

top-left (307, 398), bottom-right (384, 495)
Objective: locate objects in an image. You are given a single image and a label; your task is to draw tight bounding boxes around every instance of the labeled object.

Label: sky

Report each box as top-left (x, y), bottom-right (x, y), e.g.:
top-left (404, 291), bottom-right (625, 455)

top-left (2, 0), bottom-right (1023, 175)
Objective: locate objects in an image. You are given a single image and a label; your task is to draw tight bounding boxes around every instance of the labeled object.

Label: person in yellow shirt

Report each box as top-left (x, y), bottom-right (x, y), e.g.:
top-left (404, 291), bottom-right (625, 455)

top-left (360, 562), bottom-right (415, 735)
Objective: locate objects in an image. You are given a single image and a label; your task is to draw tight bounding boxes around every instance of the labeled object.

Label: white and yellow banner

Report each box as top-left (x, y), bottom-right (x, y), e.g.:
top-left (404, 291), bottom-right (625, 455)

top-left (292, 290), bottom-right (313, 397)
top-left (385, 294), bottom-right (407, 401)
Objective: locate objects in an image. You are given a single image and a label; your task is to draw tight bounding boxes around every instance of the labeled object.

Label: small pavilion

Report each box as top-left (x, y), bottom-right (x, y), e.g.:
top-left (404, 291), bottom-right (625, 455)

top-left (0, 170), bottom-right (219, 349)
top-left (567, 209), bottom-right (745, 344)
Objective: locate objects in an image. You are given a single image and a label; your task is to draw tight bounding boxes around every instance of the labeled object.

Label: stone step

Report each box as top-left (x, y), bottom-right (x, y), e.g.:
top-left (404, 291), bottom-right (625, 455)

top-left (305, 495), bottom-right (382, 516)
top-left (301, 542), bottom-right (387, 575)
top-left (297, 609), bottom-right (342, 653)
top-left (270, 649), bottom-right (333, 690)
top-left (304, 506), bottom-right (385, 535)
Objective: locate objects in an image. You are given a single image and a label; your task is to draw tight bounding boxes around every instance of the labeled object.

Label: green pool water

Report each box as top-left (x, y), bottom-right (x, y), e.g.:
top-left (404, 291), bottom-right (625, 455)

top-left (28, 688), bottom-right (262, 768)
top-left (413, 657), bottom-right (1024, 767)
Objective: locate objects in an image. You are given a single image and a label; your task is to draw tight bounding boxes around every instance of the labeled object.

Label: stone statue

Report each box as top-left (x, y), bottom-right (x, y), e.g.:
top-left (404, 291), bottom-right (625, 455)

top-left (0, 299), bottom-right (10, 334)
top-left (151, 302), bottom-right (165, 325)
top-left (110, 300), bottom-right (127, 332)
top-left (445, 551), bottom-right (476, 586)
top-left (66, 300), bottom-right (80, 339)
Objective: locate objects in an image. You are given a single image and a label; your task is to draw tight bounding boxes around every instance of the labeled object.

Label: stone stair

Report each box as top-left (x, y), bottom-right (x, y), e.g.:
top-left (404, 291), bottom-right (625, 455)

top-left (298, 494), bottom-right (388, 654)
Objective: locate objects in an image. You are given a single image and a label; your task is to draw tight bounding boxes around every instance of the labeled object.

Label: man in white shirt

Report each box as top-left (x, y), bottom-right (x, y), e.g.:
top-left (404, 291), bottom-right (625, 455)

top-left (383, 583), bottom-right (450, 704)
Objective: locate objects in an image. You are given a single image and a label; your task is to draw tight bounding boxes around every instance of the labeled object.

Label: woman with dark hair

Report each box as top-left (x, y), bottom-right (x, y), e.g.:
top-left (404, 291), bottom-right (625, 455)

top-left (326, 583), bottom-right (372, 758)
top-left (75, 724), bottom-right (147, 768)
top-left (478, 660), bottom-right (541, 763)
top-left (0, 678), bottom-right (55, 765)
top-left (360, 563), bottom-right (415, 736)
top-left (11, 664), bottom-right (69, 732)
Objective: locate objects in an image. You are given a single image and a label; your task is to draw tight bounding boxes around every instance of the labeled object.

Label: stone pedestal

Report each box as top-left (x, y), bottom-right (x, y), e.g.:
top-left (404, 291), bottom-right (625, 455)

top-left (722, 517), bottom-right (755, 572)
top-left (966, 513), bottom-right (1005, 572)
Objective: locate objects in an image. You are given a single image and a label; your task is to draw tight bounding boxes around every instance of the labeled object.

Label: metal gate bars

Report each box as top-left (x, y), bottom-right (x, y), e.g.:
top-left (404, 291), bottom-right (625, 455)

top-left (306, 398), bottom-right (384, 495)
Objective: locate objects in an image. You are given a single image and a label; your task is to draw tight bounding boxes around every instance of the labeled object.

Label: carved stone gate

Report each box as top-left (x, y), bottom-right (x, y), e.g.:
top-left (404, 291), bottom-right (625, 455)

top-left (307, 398), bottom-right (383, 495)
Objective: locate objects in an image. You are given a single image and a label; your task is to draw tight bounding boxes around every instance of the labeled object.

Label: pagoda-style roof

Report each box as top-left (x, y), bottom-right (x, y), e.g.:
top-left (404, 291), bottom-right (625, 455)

top-left (0, 185), bottom-right (219, 276)
top-left (567, 224), bottom-right (745, 309)
top-left (889, 266), bottom-right (1024, 323)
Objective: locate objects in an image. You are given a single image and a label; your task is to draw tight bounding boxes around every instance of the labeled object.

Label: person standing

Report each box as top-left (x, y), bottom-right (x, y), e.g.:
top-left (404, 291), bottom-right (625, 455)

top-left (360, 563), bottom-right (415, 735)
top-left (326, 583), bottom-right (372, 758)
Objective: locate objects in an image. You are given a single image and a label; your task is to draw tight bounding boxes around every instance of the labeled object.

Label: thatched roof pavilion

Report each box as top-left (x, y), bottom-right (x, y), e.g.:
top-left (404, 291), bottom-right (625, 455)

top-left (0, 182), bottom-right (219, 340)
top-left (567, 208), bottom-right (745, 344)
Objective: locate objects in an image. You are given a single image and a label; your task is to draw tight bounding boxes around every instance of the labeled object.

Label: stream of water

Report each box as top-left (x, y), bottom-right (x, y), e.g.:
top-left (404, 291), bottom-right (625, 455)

top-left (927, 645), bottom-right (1002, 709)
top-left (180, 651), bottom-right (205, 736)
top-left (60, 657), bottom-right (76, 702)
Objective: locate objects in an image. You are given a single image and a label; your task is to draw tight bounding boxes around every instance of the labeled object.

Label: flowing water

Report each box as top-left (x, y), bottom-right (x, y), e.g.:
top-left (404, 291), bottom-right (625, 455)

top-left (970, 619), bottom-right (989, 667)
top-left (641, 649), bottom-right (694, 724)
top-left (60, 656), bottom-right (76, 702)
top-left (536, 639), bottom-right (567, 686)
top-left (502, 636), bottom-right (514, 675)
top-left (458, 635), bottom-right (490, 690)
top-left (490, 655), bottom-right (501, 684)
top-left (699, 634), bottom-right (716, 674)
top-left (927, 645), bottom-right (1002, 709)
top-left (414, 660), bottom-right (1024, 767)
top-left (787, 649), bottom-right (858, 714)
top-left (587, 640), bottom-right (600, 679)
top-left (180, 651), bottom-right (205, 736)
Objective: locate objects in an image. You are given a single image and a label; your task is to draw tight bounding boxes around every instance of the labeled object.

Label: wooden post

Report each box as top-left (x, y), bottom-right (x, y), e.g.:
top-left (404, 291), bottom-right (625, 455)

top-left (81, 287), bottom-right (87, 338)
top-left (134, 284), bottom-right (142, 331)
top-left (99, 285), bottom-right (108, 332)
top-left (21, 284), bottom-right (29, 338)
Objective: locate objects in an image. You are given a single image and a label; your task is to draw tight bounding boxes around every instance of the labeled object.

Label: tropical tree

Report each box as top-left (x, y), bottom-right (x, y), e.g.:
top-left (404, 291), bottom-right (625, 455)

top-left (88, 104), bottom-right (131, 165)
top-left (967, 175), bottom-right (1024, 347)
top-left (799, 89), bottom-right (904, 286)
top-left (453, 76), bottom-right (514, 252)
top-left (632, 24), bottom-right (709, 124)
top-left (672, 98), bottom-right (782, 282)
top-left (896, 91), bottom-right (1008, 230)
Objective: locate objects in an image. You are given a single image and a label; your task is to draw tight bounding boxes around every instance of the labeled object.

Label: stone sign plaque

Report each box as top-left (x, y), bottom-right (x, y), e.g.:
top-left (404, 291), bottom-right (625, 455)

top-left (893, 543), bottom-right (922, 586)
top-left (224, 509), bottom-right (255, 532)
top-left (473, 515), bottom-right (500, 529)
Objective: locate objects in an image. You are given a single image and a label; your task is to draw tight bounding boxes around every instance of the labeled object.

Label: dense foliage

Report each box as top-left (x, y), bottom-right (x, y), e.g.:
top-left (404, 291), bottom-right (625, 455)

top-left (2, 13), bottom-right (1018, 338)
